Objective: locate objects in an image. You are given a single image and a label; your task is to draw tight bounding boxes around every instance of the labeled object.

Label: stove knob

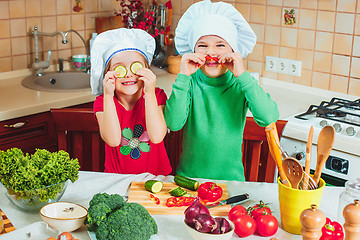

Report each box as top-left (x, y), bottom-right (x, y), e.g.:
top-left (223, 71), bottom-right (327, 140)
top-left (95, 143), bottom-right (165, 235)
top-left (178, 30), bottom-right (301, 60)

top-left (319, 120), bottom-right (328, 127)
top-left (295, 152), bottom-right (305, 160)
top-left (345, 126), bottom-right (356, 136)
top-left (333, 123), bottom-right (342, 133)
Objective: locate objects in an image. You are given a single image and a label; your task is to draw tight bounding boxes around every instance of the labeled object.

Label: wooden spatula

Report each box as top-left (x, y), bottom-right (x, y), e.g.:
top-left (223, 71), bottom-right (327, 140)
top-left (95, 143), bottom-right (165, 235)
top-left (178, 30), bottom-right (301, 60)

top-left (283, 157), bottom-right (304, 189)
top-left (303, 126), bottom-right (314, 190)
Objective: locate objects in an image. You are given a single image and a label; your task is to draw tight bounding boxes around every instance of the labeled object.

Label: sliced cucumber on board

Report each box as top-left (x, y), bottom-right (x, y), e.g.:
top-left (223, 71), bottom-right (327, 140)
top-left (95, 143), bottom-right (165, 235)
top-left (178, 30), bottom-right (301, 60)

top-left (144, 180), bottom-right (163, 193)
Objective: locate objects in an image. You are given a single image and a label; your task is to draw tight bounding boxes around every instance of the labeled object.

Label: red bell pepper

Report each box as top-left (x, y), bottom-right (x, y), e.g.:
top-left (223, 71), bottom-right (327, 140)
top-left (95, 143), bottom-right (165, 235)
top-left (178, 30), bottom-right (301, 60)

top-left (166, 196), bottom-right (196, 207)
top-left (320, 218), bottom-right (344, 240)
top-left (150, 194), bottom-right (160, 205)
top-left (197, 182), bottom-right (223, 203)
top-left (205, 56), bottom-right (223, 67)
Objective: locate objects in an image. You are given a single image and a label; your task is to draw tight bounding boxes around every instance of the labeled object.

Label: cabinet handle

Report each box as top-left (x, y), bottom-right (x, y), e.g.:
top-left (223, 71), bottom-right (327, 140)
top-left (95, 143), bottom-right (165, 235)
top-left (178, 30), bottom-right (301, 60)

top-left (3, 120), bottom-right (28, 128)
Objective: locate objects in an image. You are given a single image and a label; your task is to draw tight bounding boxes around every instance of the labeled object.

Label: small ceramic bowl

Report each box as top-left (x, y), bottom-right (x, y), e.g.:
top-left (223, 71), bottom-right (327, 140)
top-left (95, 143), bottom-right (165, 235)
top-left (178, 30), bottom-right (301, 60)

top-left (184, 220), bottom-right (235, 240)
top-left (40, 202), bottom-right (87, 232)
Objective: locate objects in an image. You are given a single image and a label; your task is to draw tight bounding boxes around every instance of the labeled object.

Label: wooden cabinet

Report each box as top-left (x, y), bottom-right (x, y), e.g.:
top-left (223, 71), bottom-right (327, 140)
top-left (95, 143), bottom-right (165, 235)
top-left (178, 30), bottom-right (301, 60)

top-left (0, 112), bottom-right (57, 154)
top-left (0, 102), bottom-right (94, 154)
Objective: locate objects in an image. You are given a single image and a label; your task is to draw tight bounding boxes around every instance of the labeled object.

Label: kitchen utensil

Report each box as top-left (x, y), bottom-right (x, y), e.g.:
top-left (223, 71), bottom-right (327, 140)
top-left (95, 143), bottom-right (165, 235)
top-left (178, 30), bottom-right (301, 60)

top-left (152, 4), bottom-right (167, 67)
top-left (303, 126), bottom-right (314, 190)
top-left (206, 193), bottom-right (249, 208)
top-left (313, 125), bottom-right (335, 184)
top-left (278, 177), bottom-right (325, 234)
top-left (299, 204), bottom-right (326, 240)
top-left (265, 122), bottom-right (291, 187)
top-left (164, 0), bottom-right (173, 46)
top-left (300, 171), bottom-right (318, 190)
top-left (282, 157), bottom-right (303, 190)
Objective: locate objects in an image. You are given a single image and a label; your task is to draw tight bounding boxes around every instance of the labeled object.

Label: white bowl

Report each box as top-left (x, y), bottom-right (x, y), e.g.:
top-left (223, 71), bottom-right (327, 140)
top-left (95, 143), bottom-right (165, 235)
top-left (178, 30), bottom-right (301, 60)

top-left (40, 202), bottom-right (87, 232)
top-left (184, 220), bottom-right (235, 240)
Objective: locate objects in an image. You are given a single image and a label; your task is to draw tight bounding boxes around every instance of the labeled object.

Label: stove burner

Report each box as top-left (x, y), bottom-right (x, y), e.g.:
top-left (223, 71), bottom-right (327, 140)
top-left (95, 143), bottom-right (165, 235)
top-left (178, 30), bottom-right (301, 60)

top-left (316, 109), bottom-right (346, 118)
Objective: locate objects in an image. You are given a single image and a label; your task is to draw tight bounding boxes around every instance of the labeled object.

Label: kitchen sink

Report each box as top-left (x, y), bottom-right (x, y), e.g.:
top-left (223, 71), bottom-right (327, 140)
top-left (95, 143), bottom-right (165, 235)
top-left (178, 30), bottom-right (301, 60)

top-left (22, 72), bottom-right (91, 92)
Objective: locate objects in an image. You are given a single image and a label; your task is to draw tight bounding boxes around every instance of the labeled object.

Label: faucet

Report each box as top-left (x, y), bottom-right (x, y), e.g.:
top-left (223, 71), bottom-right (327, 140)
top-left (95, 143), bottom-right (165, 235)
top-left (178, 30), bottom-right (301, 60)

top-left (64, 29), bottom-right (91, 73)
top-left (31, 25), bottom-right (67, 76)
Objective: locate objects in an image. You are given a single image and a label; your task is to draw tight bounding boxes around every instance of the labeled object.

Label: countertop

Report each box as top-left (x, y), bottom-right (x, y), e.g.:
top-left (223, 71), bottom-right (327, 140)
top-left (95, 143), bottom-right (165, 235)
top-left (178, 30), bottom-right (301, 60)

top-left (0, 171), bottom-right (345, 240)
top-left (0, 66), bottom-right (358, 122)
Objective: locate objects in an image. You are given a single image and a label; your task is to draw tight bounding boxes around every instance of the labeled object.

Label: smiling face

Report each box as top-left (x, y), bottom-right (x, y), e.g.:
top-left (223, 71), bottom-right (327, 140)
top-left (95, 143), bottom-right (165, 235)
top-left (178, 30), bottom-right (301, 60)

top-left (108, 51), bottom-right (148, 97)
top-left (194, 35), bottom-right (233, 78)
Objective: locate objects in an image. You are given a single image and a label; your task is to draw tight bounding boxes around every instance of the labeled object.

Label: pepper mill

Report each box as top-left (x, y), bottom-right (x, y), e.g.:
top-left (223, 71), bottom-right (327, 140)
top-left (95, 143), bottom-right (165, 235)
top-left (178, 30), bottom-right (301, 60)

top-left (300, 204), bottom-right (326, 240)
top-left (343, 199), bottom-right (360, 240)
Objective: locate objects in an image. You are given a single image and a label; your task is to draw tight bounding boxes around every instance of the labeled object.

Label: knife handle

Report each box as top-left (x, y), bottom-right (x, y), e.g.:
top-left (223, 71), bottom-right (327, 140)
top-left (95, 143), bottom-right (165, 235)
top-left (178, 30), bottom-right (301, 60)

top-left (225, 193), bottom-right (249, 205)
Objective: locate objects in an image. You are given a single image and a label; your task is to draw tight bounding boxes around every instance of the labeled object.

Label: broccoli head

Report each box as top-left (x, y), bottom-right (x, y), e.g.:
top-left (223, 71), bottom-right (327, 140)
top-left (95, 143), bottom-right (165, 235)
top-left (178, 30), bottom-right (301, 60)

top-left (87, 202), bottom-right (111, 227)
top-left (95, 202), bottom-right (158, 240)
top-left (89, 192), bottom-right (125, 211)
top-left (89, 192), bottom-right (111, 206)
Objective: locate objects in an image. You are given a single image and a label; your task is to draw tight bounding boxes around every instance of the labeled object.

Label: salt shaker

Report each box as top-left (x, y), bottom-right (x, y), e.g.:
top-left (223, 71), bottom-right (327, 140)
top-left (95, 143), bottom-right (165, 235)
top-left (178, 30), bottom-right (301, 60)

top-left (337, 178), bottom-right (360, 225)
top-left (343, 199), bottom-right (360, 240)
top-left (300, 204), bottom-right (326, 240)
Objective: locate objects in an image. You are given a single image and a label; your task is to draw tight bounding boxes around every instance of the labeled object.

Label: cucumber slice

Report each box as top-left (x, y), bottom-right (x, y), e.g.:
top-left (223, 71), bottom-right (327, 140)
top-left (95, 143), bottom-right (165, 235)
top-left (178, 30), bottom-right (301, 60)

top-left (174, 175), bottom-right (199, 191)
top-left (169, 186), bottom-right (188, 197)
top-left (115, 65), bottom-right (127, 78)
top-left (144, 180), bottom-right (163, 193)
top-left (130, 62), bottom-right (144, 74)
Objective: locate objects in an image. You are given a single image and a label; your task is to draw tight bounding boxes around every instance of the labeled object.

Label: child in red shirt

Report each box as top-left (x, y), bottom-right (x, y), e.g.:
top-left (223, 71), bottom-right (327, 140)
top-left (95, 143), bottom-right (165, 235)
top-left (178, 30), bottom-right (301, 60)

top-left (90, 28), bottom-right (171, 175)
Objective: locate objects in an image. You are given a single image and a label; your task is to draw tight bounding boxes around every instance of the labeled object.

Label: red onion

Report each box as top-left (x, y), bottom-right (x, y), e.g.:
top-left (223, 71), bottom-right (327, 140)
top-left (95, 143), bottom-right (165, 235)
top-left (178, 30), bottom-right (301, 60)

top-left (211, 217), bottom-right (232, 234)
top-left (194, 214), bottom-right (217, 233)
top-left (184, 199), bottom-right (210, 227)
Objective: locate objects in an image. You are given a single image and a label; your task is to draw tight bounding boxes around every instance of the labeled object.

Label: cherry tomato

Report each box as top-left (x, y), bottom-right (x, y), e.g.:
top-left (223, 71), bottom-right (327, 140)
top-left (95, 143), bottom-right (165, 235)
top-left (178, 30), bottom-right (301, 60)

top-left (256, 214), bottom-right (278, 237)
top-left (228, 205), bottom-right (247, 222)
top-left (233, 215), bottom-right (257, 238)
top-left (248, 200), bottom-right (272, 219)
top-left (58, 232), bottom-right (74, 240)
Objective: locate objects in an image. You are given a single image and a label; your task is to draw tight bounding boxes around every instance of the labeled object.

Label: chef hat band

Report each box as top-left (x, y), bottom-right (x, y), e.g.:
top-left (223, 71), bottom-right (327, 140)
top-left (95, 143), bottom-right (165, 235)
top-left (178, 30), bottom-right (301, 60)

top-left (105, 48), bottom-right (149, 67)
top-left (175, 0), bottom-right (256, 58)
top-left (90, 28), bottom-right (155, 96)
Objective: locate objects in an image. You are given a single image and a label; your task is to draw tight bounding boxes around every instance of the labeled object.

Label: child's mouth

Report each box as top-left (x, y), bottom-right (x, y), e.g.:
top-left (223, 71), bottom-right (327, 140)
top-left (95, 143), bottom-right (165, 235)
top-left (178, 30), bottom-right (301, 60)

top-left (122, 81), bottom-right (137, 85)
top-left (205, 56), bottom-right (223, 67)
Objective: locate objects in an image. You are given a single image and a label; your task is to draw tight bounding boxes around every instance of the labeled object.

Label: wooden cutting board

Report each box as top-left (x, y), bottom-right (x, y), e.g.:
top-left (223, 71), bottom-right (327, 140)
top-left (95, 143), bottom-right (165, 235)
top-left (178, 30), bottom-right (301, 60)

top-left (128, 182), bottom-right (231, 216)
top-left (0, 208), bottom-right (15, 235)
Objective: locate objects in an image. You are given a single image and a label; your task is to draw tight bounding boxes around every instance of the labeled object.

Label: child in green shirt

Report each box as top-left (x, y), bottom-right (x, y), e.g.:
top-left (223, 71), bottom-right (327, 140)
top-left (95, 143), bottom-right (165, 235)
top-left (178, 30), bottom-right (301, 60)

top-left (164, 0), bottom-right (279, 181)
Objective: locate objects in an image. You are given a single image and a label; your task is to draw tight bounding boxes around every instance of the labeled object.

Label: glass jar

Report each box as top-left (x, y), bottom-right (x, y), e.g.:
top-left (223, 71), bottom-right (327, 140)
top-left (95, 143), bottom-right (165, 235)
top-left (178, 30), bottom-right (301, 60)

top-left (337, 178), bottom-right (360, 224)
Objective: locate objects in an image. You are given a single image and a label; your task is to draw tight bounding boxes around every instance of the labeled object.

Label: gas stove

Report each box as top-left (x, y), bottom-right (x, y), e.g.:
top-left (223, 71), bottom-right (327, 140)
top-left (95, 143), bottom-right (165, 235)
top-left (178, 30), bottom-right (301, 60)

top-left (280, 97), bottom-right (360, 186)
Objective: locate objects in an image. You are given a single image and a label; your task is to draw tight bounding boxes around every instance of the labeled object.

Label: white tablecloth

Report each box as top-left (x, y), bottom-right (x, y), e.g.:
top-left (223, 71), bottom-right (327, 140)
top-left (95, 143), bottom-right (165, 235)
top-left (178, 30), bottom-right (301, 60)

top-left (0, 171), bottom-right (344, 240)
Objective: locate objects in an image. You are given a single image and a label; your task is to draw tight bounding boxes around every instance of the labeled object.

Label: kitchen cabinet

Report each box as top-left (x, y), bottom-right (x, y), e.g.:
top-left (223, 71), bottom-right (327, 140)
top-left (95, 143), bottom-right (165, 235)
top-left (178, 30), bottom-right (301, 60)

top-left (0, 102), bottom-right (94, 154)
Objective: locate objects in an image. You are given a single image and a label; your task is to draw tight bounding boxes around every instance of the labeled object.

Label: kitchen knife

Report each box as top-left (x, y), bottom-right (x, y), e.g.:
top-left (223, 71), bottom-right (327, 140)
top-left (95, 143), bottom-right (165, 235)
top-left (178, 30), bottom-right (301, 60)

top-left (206, 193), bottom-right (249, 208)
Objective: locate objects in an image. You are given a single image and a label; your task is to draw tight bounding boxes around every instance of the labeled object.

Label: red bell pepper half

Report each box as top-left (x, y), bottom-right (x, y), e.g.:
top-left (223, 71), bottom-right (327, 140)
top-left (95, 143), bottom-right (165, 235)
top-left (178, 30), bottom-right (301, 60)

top-left (197, 182), bottom-right (223, 203)
top-left (205, 56), bottom-right (223, 67)
top-left (320, 218), bottom-right (344, 240)
top-left (149, 194), bottom-right (160, 205)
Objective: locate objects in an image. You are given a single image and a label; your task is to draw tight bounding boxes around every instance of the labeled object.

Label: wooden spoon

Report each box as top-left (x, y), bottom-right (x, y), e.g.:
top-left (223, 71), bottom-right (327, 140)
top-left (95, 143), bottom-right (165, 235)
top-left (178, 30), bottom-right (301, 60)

top-left (282, 157), bottom-right (304, 189)
top-left (313, 125), bottom-right (335, 184)
top-left (303, 126), bottom-right (314, 190)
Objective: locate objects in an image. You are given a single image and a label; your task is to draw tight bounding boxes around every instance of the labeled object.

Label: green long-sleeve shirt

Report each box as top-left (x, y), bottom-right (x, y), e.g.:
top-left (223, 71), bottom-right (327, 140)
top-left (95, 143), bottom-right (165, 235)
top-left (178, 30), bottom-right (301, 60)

top-left (164, 70), bottom-right (279, 181)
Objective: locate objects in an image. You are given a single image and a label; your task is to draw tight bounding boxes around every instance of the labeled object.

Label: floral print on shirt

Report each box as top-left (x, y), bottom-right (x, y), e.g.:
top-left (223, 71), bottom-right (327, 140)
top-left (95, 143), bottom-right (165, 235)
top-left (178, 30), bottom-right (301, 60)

top-left (119, 124), bottom-right (150, 159)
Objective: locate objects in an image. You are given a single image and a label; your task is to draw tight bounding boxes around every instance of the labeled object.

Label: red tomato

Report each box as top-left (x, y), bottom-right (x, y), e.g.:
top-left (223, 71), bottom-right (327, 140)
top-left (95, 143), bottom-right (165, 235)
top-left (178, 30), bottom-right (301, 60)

top-left (228, 205), bottom-right (247, 222)
top-left (248, 201), bottom-right (272, 219)
top-left (256, 214), bottom-right (279, 237)
top-left (233, 215), bottom-right (257, 238)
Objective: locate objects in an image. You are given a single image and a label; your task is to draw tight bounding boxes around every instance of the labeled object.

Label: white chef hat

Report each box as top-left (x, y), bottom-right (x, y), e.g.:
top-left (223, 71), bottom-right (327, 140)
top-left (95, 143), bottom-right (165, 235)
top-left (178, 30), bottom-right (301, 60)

top-left (90, 28), bottom-right (155, 95)
top-left (175, 0), bottom-right (256, 58)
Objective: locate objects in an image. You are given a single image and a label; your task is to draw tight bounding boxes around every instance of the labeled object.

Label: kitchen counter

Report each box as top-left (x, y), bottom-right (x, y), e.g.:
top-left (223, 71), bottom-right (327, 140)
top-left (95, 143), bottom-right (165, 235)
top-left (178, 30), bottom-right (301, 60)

top-left (0, 171), bottom-right (345, 240)
top-left (0, 66), bottom-right (358, 122)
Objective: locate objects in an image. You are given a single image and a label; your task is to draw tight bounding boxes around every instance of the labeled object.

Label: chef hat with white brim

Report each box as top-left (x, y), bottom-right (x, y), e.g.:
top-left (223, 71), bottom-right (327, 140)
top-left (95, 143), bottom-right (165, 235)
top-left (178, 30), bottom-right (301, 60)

top-left (175, 0), bottom-right (256, 58)
top-left (90, 28), bottom-right (155, 95)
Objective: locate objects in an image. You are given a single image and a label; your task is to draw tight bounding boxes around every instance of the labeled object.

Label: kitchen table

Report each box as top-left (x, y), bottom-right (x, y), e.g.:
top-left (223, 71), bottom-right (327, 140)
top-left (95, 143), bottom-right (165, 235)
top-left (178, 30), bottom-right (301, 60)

top-left (0, 171), bottom-right (344, 240)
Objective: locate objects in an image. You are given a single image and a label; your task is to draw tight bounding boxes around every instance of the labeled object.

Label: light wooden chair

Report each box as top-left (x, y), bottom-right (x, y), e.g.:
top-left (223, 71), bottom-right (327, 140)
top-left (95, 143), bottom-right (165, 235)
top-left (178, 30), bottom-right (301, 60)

top-left (50, 108), bottom-right (105, 172)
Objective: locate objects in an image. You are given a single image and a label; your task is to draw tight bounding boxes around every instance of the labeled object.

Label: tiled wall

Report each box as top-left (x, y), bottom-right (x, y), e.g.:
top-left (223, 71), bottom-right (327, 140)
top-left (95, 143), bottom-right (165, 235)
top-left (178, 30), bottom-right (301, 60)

top-left (1, 0), bottom-right (360, 96)
top-left (0, 0), bottom-right (118, 72)
top-left (172, 0), bottom-right (360, 96)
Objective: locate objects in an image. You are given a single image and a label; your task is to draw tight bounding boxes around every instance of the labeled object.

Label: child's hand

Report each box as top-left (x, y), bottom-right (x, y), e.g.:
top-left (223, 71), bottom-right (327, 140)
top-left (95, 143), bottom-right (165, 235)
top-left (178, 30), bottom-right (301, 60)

top-left (219, 52), bottom-right (245, 77)
top-left (180, 53), bottom-right (206, 76)
top-left (136, 68), bottom-right (156, 95)
top-left (103, 71), bottom-right (117, 96)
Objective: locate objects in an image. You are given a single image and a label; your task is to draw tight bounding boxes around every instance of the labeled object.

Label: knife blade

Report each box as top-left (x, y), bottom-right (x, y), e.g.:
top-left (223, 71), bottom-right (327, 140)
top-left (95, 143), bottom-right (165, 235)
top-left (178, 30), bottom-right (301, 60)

top-left (206, 193), bottom-right (249, 208)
